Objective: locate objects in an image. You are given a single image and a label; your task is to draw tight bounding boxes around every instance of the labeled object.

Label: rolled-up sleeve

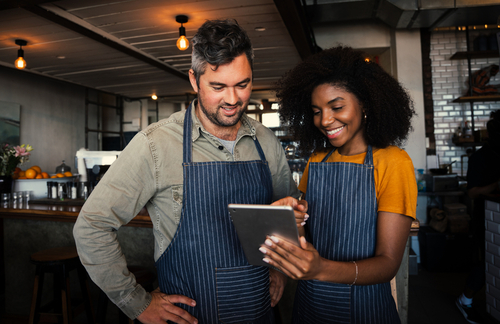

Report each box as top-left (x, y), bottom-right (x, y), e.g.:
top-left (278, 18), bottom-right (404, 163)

top-left (73, 132), bottom-right (157, 319)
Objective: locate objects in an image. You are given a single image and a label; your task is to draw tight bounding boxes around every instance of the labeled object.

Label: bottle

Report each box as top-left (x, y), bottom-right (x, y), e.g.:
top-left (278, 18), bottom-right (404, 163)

top-left (417, 169), bottom-right (426, 192)
top-left (71, 183), bottom-right (77, 199)
top-left (464, 121), bottom-right (472, 137)
top-left (51, 182), bottom-right (57, 199)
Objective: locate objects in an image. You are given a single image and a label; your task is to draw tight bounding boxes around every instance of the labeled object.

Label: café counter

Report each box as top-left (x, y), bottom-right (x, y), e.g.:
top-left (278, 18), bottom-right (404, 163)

top-left (0, 199), bottom-right (155, 317)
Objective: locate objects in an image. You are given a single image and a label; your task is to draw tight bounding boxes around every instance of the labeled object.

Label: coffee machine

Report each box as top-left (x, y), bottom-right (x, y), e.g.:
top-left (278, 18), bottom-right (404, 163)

top-left (75, 149), bottom-right (121, 197)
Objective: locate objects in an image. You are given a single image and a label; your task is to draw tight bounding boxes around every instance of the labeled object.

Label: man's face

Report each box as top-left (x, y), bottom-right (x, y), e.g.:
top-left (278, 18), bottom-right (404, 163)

top-left (189, 53), bottom-right (252, 137)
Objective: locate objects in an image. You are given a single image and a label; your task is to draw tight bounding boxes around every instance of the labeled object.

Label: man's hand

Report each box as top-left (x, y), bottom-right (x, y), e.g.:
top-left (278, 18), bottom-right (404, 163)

top-left (269, 268), bottom-right (287, 307)
top-left (137, 288), bottom-right (198, 324)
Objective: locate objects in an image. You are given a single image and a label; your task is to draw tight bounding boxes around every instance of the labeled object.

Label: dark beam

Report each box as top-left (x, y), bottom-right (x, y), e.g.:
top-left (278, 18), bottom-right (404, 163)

top-left (0, 0), bottom-right (53, 10)
top-left (21, 4), bottom-right (189, 82)
top-left (273, 0), bottom-right (315, 60)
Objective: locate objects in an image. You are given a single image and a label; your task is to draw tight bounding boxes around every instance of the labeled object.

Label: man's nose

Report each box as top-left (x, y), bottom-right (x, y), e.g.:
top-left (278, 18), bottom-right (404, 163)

top-left (225, 88), bottom-right (238, 105)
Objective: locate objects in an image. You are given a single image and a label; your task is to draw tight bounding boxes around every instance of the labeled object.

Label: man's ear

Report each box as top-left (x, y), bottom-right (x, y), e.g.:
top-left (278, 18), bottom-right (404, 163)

top-left (189, 69), bottom-right (199, 93)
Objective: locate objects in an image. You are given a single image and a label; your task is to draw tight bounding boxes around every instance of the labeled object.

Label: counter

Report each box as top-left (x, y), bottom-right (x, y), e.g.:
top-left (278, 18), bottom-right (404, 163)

top-left (0, 200), bottom-right (155, 317)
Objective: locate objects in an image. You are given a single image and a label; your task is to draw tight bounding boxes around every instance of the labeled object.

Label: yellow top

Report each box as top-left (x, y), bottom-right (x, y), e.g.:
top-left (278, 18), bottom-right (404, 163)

top-left (298, 146), bottom-right (417, 219)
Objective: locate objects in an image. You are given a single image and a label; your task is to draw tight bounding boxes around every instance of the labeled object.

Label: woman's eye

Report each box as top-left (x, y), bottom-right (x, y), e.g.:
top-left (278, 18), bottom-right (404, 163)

top-left (313, 110), bottom-right (320, 116)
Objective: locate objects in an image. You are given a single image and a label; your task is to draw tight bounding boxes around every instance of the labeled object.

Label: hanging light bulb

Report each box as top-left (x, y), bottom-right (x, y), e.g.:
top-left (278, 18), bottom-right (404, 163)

top-left (176, 15), bottom-right (189, 51)
top-left (14, 39), bottom-right (27, 70)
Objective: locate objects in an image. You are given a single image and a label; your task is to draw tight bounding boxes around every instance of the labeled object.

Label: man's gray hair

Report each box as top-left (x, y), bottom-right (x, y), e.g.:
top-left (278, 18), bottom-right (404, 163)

top-left (191, 19), bottom-right (254, 85)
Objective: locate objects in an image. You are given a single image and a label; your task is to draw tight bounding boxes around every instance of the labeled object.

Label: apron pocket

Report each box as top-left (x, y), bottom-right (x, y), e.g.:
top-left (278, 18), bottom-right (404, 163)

top-left (297, 280), bottom-right (351, 323)
top-left (216, 265), bottom-right (271, 324)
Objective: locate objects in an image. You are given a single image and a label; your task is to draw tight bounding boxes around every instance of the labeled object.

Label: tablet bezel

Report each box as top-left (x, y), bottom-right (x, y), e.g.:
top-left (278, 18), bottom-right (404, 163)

top-left (228, 204), bottom-right (300, 268)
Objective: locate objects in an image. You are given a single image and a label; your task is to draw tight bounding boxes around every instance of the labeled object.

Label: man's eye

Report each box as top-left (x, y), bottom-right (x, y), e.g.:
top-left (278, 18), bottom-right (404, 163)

top-left (213, 87), bottom-right (223, 91)
top-left (238, 84), bottom-right (248, 89)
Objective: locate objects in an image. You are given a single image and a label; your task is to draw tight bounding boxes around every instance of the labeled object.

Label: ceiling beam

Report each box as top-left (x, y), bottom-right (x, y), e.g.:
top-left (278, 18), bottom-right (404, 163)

top-left (273, 0), bottom-right (316, 60)
top-left (0, 0), bottom-right (53, 11)
top-left (20, 3), bottom-right (190, 82)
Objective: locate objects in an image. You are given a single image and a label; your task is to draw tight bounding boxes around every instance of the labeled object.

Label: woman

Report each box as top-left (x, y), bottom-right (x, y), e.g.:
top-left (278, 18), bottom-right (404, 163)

top-left (262, 46), bottom-right (418, 323)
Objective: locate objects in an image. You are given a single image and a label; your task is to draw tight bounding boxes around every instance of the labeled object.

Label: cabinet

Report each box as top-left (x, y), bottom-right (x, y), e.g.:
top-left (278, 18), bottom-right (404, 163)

top-left (449, 27), bottom-right (500, 151)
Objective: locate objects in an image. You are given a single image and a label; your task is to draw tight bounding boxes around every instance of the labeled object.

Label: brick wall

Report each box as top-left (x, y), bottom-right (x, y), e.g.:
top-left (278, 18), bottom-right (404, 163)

top-left (430, 28), bottom-right (500, 177)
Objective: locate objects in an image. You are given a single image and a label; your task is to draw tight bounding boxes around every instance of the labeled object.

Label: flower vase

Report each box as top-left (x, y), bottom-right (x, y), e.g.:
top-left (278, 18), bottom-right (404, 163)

top-left (0, 176), bottom-right (13, 195)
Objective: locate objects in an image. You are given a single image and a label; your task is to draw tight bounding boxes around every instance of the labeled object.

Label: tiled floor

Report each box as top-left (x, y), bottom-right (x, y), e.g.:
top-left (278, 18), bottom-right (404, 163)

top-left (409, 266), bottom-right (499, 324)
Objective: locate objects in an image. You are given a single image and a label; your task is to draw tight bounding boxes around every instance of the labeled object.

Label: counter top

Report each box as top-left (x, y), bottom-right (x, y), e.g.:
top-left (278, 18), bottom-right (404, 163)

top-left (0, 201), bottom-right (152, 228)
top-left (0, 201), bottom-right (420, 232)
top-left (484, 194), bottom-right (500, 204)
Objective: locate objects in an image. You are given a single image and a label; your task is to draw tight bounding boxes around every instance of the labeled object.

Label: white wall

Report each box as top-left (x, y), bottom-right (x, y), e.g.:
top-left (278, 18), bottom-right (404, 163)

top-left (430, 29), bottom-right (500, 177)
top-left (0, 67), bottom-right (86, 174)
top-left (314, 21), bottom-right (392, 49)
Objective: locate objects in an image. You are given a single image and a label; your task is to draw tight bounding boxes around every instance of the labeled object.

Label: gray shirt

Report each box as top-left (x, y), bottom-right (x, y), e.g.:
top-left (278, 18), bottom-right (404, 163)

top-left (73, 104), bottom-right (300, 319)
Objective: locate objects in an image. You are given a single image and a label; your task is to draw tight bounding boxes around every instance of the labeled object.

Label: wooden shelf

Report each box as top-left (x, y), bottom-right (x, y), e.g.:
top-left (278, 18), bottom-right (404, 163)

top-left (450, 50), bottom-right (500, 60)
top-left (452, 95), bottom-right (500, 103)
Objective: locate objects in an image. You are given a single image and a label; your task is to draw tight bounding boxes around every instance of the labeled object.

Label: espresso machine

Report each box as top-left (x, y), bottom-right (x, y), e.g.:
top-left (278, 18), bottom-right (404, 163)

top-left (75, 149), bottom-right (121, 197)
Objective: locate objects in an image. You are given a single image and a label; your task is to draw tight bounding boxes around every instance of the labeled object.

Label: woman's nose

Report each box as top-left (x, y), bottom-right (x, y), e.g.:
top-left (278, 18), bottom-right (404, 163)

top-left (321, 111), bottom-right (335, 127)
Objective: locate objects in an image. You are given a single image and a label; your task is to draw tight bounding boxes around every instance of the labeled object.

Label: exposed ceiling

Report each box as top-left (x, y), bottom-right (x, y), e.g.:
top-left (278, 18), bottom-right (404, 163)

top-left (303, 0), bottom-right (500, 30)
top-left (0, 1), bottom-right (499, 101)
top-left (0, 0), bottom-right (313, 100)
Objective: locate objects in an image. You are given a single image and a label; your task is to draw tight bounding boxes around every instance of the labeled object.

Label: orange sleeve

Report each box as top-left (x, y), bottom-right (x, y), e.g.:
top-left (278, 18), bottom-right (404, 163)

top-left (375, 148), bottom-right (417, 219)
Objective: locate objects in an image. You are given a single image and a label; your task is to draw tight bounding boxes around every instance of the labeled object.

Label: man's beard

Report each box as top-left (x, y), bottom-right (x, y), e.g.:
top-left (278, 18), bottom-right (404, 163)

top-left (198, 94), bottom-right (246, 127)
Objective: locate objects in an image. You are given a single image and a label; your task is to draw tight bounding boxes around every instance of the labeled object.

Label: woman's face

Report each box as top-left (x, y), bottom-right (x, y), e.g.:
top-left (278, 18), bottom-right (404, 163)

top-left (311, 83), bottom-right (367, 155)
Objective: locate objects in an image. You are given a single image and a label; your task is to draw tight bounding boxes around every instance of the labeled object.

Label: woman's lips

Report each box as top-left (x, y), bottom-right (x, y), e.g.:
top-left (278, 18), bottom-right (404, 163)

top-left (325, 125), bottom-right (344, 139)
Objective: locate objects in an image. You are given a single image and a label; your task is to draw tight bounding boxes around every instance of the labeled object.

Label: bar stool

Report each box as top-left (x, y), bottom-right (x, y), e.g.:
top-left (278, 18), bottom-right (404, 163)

top-left (96, 266), bottom-right (156, 324)
top-left (29, 246), bottom-right (95, 324)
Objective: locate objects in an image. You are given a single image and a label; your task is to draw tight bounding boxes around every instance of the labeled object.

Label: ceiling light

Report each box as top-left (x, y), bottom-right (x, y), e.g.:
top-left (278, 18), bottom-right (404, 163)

top-left (255, 27), bottom-right (266, 32)
top-left (14, 39), bottom-right (27, 70)
top-left (176, 15), bottom-right (189, 51)
top-left (151, 95), bottom-right (158, 100)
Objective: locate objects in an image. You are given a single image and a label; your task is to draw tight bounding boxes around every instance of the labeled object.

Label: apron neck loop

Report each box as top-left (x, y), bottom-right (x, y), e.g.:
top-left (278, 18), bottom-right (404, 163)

top-left (321, 145), bottom-right (373, 165)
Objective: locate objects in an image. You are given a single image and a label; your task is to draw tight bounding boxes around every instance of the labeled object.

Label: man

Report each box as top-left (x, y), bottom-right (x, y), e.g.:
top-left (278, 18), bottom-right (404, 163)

top-left (456, 110), bottom-right (500, 324)
top-left (73, 19), bottom-right (301, 324)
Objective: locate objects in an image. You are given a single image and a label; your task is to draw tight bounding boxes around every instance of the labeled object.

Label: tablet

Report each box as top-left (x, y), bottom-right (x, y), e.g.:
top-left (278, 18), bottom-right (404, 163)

top-left (228, 204), bottom-right (300, 268)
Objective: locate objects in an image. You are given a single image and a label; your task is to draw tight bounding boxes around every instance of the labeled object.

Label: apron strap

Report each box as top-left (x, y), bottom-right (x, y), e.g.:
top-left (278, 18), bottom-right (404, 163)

top-left (183, 103), bottom-right (194, 164)
top-left (183, 102), bottom-right (268, 163)
top-left (321, 145), bottom-right (374, 165)
top-left (321, 148), bottom-right (336, 162)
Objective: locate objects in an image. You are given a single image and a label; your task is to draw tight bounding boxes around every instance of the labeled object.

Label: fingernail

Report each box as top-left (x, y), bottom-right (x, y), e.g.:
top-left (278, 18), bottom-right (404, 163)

top-left (265, 239), bottom-right (273, 247)
top-left (270, 236), bottom-right (279, 243)
top-left (259, 247), bottom-right (267, 254)
top-left (301, 222), bottom-right (306, 226)
top-left (304, 214), bottom-right (309, 220)
top-left (263, 258), bottom-right (270, 263)
top-left (192, 300), bottom-right (196, 306)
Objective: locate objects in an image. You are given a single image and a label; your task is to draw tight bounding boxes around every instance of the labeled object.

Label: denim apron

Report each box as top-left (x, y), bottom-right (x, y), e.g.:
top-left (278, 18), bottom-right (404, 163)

top-left (156, 104), bottom-right (275, 323)
top-left (292, 146), bottom-right (400, 324)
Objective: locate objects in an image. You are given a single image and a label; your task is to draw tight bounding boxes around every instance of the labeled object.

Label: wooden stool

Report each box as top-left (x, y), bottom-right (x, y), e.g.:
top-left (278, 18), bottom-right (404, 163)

top-left (96, 266), bottom-right (156, 324)
top-left (29, 246), bottom-right (95, 324)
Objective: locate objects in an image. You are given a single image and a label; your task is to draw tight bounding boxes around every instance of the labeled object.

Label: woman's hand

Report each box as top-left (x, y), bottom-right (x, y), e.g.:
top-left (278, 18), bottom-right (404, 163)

top-left (271, 197), bottom-right (309, 228)
top-left (260, 235), bottom-right (324, 281)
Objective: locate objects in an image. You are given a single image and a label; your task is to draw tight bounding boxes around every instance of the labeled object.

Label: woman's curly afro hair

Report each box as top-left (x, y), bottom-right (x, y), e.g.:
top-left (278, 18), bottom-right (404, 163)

top-left (276, 46), bottom-right (415, 157)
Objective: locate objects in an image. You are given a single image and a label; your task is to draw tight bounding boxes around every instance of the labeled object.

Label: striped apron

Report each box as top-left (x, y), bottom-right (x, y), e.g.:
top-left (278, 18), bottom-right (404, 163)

top-left (156, 103), bottom-right (275, 323)
top-left (292, 146), bottom-right (400, 324)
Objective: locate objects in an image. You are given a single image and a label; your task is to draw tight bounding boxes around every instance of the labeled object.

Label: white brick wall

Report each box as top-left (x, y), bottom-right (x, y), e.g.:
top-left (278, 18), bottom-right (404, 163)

top-left (430, 29), bottom-right (500, 177)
